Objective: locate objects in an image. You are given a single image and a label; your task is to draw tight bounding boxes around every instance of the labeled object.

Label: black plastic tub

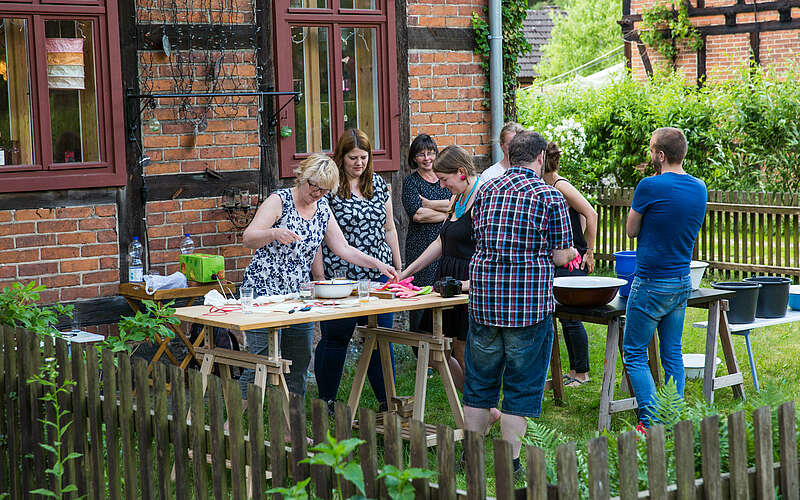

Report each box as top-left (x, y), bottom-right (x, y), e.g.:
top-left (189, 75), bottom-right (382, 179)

top-left (744, 276), bottom-right (792, 318)
top-left (711, 281), bottom-right (761, 324)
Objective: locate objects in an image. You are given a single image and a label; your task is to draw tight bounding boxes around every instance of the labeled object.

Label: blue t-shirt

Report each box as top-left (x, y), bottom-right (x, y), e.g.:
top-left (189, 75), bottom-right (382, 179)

top-left (632, 172), bottom-right (707, 279)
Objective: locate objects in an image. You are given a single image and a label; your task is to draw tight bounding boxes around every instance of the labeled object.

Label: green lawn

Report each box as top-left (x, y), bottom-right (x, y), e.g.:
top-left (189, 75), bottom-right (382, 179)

top-left (304, 265), bottom-right (800, 492)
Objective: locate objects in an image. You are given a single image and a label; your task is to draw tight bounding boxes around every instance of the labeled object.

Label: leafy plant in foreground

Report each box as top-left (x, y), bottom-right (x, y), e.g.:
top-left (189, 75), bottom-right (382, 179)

top-left (0, 282), bottom-right (73, 337)
top-left (301, 431), bottom-right (367, 499)
top-left (377, 465), bottom-right (435, 500)
top-left (27, 358), bottom-right (82, 499)
top-left (99, 299), bottom-right (179, 355)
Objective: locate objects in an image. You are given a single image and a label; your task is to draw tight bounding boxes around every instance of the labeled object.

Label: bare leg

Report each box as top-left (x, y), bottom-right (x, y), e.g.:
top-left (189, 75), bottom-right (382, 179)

top-left (501, 414), bottom-right (527, 459)
top-left (464, 405), bottom-right (491, 434)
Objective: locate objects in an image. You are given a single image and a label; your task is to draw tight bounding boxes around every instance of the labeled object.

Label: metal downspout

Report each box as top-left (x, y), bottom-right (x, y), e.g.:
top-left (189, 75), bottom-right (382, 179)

top-left (489, 0), bottom-right (503, 163)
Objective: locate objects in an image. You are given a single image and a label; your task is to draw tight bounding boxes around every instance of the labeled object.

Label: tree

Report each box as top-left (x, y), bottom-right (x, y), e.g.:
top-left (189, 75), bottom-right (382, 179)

top-left (535, 0), bottom-right (623, 80)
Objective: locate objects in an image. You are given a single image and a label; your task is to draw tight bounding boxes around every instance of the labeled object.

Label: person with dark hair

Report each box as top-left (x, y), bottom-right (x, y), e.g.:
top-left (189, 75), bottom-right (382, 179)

top-left (623, 127), bottom-right (706, 427)
top-left (541, 141), bottom-right (598, 387)
top-left (480, 121), bottom-right (524, 181)
top-left (463, 130), bottom-right (578, 479)
top-left (312, 129), bottom-right (401, 414)
top-left (401, 134), bottom-right (451, 332)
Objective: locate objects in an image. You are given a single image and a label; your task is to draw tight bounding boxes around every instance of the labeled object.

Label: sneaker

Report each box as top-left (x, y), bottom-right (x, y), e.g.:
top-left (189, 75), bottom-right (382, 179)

top-left (326, 399), bottom-right (336, 417)
top-left (378, 400), bottom-right (389, 413)
top-left (513, 463), bottom-right (526, 483)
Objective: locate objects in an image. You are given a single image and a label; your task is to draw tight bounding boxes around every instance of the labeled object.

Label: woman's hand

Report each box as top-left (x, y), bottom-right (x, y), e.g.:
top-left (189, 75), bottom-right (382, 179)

top-left (582, 249), bottom-right (595, 274)
top-left (460, 279), bottom-right (470, 292)
top-left (273, 228), bottom-right (301, 245)
top-left (377, 262), bottom-right (399, 281)
top-left (420, 195), bottom-right (434, 209)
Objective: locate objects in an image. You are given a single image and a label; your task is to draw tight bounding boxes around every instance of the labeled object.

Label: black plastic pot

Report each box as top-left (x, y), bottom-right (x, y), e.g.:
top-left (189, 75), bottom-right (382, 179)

top-left (711, 281), bottom-right (761, 324)
top-left (744, 276), bottom-right (791, 318)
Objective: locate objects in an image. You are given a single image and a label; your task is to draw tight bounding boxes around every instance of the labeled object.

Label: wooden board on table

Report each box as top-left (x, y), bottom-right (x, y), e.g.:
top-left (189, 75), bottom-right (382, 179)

top-left (119, 282), bottom-right (235, 301)
top-left (173, 293), bottom-right (467, 332)
top-left (353, 413), bottom-right (464, 447)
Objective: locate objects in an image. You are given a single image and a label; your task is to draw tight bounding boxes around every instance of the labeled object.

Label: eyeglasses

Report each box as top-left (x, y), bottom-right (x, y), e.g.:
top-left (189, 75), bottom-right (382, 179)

top-left (415, 151), bottom-right (437, 160)
top-left (307, 180), bottom-right (330, 195)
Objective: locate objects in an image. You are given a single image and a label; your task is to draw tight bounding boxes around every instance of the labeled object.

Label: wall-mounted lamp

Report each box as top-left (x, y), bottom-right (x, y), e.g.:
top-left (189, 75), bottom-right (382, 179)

top-left (221, 187), bottom-right (254, 230)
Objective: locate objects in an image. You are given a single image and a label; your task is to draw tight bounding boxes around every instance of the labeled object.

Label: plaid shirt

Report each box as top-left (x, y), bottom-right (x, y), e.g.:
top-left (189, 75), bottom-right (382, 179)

top-left (469, 166), bottom-right (573, 327)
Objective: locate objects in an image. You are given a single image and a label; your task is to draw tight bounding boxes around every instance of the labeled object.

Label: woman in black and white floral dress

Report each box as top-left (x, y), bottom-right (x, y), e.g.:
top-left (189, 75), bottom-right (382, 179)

top-left (239, 153), bottom-right (397, 400)
top-left (313, 129), bottom-right (402, 413)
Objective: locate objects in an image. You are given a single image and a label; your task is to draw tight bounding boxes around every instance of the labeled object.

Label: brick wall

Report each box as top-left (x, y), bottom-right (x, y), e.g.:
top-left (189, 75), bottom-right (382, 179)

top-left (629, 1), bottom-right (800, 83)
top-left (407, 0), bottom-right (492, 160)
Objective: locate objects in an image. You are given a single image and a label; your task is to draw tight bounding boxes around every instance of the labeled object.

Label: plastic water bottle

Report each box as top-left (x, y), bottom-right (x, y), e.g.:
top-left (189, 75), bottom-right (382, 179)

top-left (128, 237), bottom-right (144, 283)
top-left (180, 233), bottom-right (195, 254)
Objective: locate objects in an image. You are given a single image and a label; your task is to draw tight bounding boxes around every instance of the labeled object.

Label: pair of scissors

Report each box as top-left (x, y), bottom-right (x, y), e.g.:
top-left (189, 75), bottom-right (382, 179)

top-left (288, 305), bottom-right (312, 314)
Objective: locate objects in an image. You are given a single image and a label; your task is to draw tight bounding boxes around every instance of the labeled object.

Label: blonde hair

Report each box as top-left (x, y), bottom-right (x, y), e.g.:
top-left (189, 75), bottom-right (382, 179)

top-left (498, 122), bottom-right (524, 147)
top-left (294, 154), bottom-right (339, 192)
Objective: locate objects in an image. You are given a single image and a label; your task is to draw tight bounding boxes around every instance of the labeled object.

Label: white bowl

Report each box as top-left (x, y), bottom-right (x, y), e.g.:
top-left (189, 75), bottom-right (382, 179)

top-left (683, 353), bottom-right (719, 379)
top-left (690, 261), bottom-right (709, 290)
top-left (312, 280), bottom-right (356, 299)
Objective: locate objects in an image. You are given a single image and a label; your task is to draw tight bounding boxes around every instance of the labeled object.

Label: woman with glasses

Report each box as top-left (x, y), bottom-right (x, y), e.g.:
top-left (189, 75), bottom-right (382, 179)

top-left (239, 153), bottom-right (397, 402)
top-left (401, 134), bottom-right (451, 332)
top-left (312, 129), bottom-right (402, 414)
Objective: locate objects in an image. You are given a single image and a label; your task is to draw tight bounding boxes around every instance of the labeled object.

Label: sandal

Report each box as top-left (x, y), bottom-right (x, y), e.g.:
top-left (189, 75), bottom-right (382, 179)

top-left (564, 375), bottom-right (590, 387)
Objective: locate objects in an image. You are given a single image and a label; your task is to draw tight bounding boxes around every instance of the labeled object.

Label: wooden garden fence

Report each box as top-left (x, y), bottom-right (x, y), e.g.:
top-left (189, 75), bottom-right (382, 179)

top-left (593, 188), bottom-right (800, 280)
top-left (2, 325), bottom-right (799, 499)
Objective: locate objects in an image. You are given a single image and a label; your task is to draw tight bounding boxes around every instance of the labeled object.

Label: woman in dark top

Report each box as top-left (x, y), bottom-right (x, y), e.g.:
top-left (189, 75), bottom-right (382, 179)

top-left (401, 134), bottom-right (451, 332)
top-left (541, 141), bottom-right (598, 388)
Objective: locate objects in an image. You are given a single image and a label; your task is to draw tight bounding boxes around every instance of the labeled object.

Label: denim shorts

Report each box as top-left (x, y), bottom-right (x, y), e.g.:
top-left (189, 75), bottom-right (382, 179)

top-left (463, 315), bottom-right (554, 418)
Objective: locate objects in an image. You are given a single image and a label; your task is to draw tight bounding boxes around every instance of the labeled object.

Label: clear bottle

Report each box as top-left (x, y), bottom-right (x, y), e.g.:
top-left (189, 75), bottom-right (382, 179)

top-left (180, 233), bottom-right (195, 255)
top-left (128, 237), bottom-right (144, 283)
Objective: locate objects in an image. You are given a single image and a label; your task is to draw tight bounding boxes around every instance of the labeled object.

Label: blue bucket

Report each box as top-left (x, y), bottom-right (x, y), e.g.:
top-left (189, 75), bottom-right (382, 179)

top-left (614, 250), bottom-right (637, 297)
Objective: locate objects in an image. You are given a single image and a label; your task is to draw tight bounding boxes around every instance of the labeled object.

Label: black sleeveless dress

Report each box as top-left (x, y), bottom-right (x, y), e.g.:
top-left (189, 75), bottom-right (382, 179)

top-left (553, 178), bottom-right (588, 278)
top-left (435, 209), bottom-right (475, 341)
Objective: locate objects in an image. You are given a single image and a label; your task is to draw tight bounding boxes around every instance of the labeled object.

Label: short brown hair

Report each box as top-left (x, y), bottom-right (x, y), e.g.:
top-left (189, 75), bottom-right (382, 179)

top-left (651, 127), bottom-right (688, 165)
top-left (333, 128), bottom-right (375, 199)
top-left (498, 121), bottom-right (524, 146)
top-left (508, 130), bottom-right (547, 168)
top-left (433, 145), bottom-right (475, 177)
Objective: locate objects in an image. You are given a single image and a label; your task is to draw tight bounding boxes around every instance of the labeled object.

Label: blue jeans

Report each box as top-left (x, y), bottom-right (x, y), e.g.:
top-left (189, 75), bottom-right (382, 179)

top-left (315, 314), bottom-right (395, 403)
top-left (622, 275), bottom-right (692, 425)
top-left (463, 316), bottom-right (554, 418)
top-left (239, 322), bottom-right (315, 399)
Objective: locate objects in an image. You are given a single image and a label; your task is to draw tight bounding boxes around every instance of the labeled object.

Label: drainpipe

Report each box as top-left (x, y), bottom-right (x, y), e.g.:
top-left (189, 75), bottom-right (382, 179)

top-left (489, 0), bottom-right (503, 163)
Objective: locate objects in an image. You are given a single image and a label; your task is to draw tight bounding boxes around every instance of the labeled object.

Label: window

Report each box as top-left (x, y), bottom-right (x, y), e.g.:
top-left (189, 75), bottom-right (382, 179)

top-left (0, 2), bottom-right (125, 193)
top-left (274, 0), bottom-right (399, 176)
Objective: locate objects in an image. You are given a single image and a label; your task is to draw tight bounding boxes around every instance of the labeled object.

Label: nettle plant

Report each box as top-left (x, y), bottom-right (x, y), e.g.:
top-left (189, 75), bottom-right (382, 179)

top-left (639, 1), bottom-right (703, 62)
top-left (100, 299), bottom-right (179, 355)
top-left (0, 282), bottom-right (73, 337)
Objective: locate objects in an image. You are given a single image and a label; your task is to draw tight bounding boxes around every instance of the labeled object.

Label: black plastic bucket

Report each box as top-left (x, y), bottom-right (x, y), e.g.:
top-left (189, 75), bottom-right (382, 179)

top-left (744, 276), bottom-right (791, 318)
top-left (711, 281), bottom-right (761, 324)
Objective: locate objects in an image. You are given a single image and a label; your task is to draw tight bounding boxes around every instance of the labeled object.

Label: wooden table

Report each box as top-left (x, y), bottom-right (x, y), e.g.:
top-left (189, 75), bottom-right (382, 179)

top-left (554, 288), bottom-right (745, 431)
top-left (119, 282), bottom-right (236, 374)
top-left (172, 293), bottom-right (468, 433)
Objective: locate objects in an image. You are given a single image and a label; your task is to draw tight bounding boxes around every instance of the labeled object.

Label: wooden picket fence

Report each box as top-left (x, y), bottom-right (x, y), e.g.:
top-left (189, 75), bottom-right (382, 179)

top-left (594, 188), bottom-right (800, 280)
top-left (2, 325), bottom-right (800, 499)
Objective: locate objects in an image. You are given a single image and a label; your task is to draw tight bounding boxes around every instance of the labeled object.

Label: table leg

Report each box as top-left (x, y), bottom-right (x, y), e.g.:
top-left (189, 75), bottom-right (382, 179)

top-left (347, 333), bottom-right (377, 425)
top-left (378, 338), bottom-right (397, 407)
top-left (647, 333), bottom-right (661, 387)
top-left (598, 318), bottom-right (621, 431)
top-left (702, 300), bottom-right (721, 403)
top-left (549, 317), bottom-right (565, 406)
top-left (412, 341), bottom-right (431, 422)
top-left (180, 329), bottom-right (205, 371)
top-left (432, 347), bottom-right (465, 429)
top-left (714, 301), bottom-right (745, 400)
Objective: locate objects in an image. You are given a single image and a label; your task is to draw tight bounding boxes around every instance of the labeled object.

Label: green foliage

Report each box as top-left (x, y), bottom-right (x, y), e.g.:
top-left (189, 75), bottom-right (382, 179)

top-left (266, 477), bottom-right (311, 500)
top-left (377, 465), bottom-right (435, 500)
top-left (27, 358), bottom-right (83, 499)
top-left (534, 0), bottom-right (623, 79)
top-left (517, 65), bottom-right (800, 192)
top-left (472, 0), bottom-right (532, 120)
top-left (99, 300), bottom-right (179, 355)
top-left (301, 431), bottom-right (367, 498)
top-left (0, 282), bottom-right (73, 337)
top-left (639, 1), bottom-right (703, 62)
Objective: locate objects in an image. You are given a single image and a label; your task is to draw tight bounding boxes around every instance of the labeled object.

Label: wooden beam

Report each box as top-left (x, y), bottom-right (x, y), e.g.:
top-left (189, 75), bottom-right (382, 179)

top-left (621, 1), bottom-right (800, 21)
top-left (697, 34), bottom-right (707, 86)
top-left (137, 24), bottom-right (257, 51)
top-left (750, 30), bottom-right (760, 64)
top-left (0, 188), bottom-right (117, 211)
top-left (143, 170), bottom-right (260, 202)
top-left (255, 0), bottom-right (277, 198)
top-left (407, 27), bottom-right (475, 51)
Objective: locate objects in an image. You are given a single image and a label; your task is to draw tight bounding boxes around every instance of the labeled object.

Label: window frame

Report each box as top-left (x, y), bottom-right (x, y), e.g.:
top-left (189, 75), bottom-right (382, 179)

top-left (274, 0), bottom-right (400, 177)
top-left (0, 1), bottom-right (126, 193)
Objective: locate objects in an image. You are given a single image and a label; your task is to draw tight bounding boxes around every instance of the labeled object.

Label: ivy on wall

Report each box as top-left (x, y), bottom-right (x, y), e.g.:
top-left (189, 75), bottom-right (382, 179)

top-left (639, 1), bottom-right (703, 62)
top-left (472, 0), bottom-right (531, 122)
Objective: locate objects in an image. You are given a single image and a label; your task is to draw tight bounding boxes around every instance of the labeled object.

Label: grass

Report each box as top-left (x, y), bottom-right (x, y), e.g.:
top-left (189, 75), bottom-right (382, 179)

top-left (303, 265), bottom-right (800, 493)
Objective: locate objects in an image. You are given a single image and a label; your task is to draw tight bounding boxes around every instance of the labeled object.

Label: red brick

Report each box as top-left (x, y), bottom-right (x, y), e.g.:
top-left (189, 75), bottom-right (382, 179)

top-left (215, 158), bottom-right (250, 171)
top-left (181, 199), bottom-right (218, 210)
top-left (150, 250), bottom-right (180, 264)
top-left (41, 274), bottom-right (81, 288)
top-left (146, 162), bottom-right (181, 175)
top-left (184, 222), bottom-right (218, 234)
top-left (180, 160), bottom-right (214, 173)
top-left (57, 232), bottom-right (97, 245)
top-left (142, 135), bottom-right (178, 148)
top-left (220, 246), bottom-right (251, 258)
top-left (201, 233), bottom-right (237, 247)
top-left (199, 147), bottom-right (234, 159)
top-left (0, 248), bottom-right (39, 263)
top-left (446, 76), bottom-right (472, 87)
top-left (41, 247), bottom-right (79, 260)
top-left (233, 146), bottom-right (260, 157)
top-left (0, 237), bottom-right (12, 250)
top-left (99, 283), bottom-right (119, 297)
top-left (165, 211), bottom-right (202, 224)
top-left (82, 270), bottom-right (119, 285)
top-left (202, 209), bottom-right (228, 221)
top-left (0, 265), bottom-right (17, 279)
top-left (81, 243), bottom-right (118, 258)
top-left (55, 207), bottom-right (93, 219)
top-left (213, 133), bottom-right (248, 145)
top-left (16, 234), bottom-right (57, 248)
top-left (60, 259), bottom-right (100, 273)
top-left (148, 238), bottom-right (167, 251)
top-left (232, 119), bottom-right (257, 131)
top-left (0, 211), bottom-right (10, 222)
top-left (15, 209), bottom-right (54, 221)
top-left (38, 288), bottom-right (59, 303)
top-left (148, 225), bottom-right (183, 238)
top-left (61, 286), bottom-right (100, 301)
top-left (408, 64), bottom-right (433, 76)
top-left (164, 148), bottom-right (199, 161)
top-left (38, 220), bottom-right (77, 233)
top-left (446, 100), bottom-right (472, 111)
top-left (446, 123), bottom-right (473, 135)
top-left (100, 257), bottom-right (119, 268)
top-left (78, 218), bottom-right (116, 230)
top-left (97, 230), bottom-right (118, 243)
top-left (148, 200), bottom-right (180, 212)
top-left (18, 262), bottom-right (59, 277)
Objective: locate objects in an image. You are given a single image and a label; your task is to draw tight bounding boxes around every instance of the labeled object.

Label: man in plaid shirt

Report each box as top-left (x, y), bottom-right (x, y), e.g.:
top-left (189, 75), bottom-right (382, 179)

top-left (464, 130), bottom-right (577, 476)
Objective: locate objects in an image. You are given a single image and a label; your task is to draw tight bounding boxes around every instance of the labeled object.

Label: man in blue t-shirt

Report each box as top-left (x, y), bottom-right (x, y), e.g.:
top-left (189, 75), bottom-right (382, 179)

top-left (622, 127), bottom-right (707, 426)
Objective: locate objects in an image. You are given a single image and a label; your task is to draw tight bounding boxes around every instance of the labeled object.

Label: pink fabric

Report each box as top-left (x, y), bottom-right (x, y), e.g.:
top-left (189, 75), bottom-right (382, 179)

top-left (46, 38), bottom-right (84, 53)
